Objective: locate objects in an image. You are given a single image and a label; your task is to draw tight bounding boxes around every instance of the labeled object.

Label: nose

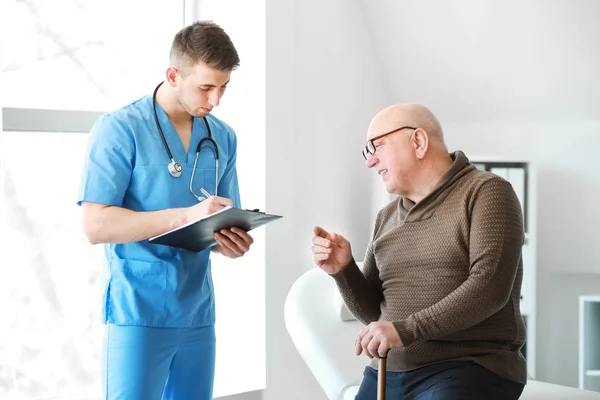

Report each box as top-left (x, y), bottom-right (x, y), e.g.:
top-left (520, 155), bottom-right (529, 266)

top-left (209, 90), bottom-right (221, 107)
top-left (365, 154), bottom-right (378, 169)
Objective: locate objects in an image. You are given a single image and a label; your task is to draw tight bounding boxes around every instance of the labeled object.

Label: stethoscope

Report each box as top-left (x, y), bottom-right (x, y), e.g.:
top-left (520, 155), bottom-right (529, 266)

top-left (152, 82), bottom-right (219, 199)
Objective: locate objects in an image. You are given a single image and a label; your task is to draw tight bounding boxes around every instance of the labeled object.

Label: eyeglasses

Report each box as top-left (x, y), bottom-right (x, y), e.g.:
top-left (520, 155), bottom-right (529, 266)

top-left (361, 126), bottom-right (417, 160)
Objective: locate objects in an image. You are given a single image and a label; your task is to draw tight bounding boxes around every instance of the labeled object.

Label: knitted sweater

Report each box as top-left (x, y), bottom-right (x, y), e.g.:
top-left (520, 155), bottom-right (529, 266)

top-left (332, 151), bottom-right (527, 384)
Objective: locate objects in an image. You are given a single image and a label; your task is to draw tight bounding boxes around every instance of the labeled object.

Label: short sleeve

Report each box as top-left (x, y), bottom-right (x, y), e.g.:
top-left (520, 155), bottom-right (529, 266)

top-left (78, 114), bottom-right (135, 207)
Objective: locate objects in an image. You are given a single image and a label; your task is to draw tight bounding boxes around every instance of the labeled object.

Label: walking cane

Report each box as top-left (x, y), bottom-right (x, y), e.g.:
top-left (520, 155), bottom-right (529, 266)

top-left (378, 349), bottom-right (389, 400)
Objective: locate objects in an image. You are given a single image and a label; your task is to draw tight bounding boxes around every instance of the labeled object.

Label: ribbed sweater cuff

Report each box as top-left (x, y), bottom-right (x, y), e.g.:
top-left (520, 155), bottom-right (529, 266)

top-left (330, 258), bottom-right (362, 284)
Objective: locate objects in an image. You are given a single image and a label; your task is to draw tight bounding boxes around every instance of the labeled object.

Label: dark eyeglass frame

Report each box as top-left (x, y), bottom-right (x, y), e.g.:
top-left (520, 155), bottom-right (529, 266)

top-left (361, 126), bottom-right (418, 160)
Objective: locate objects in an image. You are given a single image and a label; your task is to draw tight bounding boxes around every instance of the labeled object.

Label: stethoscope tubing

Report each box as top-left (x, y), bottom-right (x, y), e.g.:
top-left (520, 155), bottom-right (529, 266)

top-left (152, 81), bottom-right (220, 197)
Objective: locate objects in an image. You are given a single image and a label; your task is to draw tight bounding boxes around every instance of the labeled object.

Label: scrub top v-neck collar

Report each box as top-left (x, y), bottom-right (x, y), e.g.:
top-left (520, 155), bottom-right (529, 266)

top-left (153, 103), bottom-right (208, 165)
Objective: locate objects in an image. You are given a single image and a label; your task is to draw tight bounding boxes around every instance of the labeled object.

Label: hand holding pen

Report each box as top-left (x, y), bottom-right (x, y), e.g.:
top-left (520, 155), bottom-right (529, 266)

top-left (186, 189), bottom-right (232, 223)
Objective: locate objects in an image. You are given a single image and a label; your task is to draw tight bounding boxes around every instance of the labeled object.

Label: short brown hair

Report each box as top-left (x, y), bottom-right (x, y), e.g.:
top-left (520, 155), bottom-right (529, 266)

top-left (170, 21), bottom-right (240, 72)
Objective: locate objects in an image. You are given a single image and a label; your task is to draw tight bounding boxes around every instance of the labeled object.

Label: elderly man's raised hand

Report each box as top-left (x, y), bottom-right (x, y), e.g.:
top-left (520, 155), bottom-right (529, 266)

top-left (311, 226), bottom-right (352, 274)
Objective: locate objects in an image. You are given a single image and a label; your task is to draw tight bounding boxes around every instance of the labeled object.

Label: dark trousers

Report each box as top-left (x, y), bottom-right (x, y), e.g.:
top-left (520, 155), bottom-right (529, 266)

top-left (354, 360), bottom-right (524, 400)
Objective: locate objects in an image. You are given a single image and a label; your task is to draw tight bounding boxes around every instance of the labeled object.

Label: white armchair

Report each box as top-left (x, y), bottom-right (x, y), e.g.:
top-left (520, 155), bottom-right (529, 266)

top-left (284, 267), bottom-right (600, 400)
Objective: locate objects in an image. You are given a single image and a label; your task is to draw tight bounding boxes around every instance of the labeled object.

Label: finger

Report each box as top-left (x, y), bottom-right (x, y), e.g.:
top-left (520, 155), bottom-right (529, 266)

top-left (359, 324), bottom-right (374, 358)
top-left (356, 330), bottom-right (367, 356)
top-left (312, 235), bottom-right (332, 247)
top-left (211, 207), bottom-right (225, 216)
top-left (216, 243), bottom-right (237, 259)
top-left (378, 341), bottom-right (390, 358)
top-left (313, 253), bottom-right (330, 263)
top-left (229, 227), bottom-right (254, 245)
top-left (218, 234), bottom-right (244, 256)
top-left (214, 243), bottom-right (230, 258)
top-left (231, 230), bottom-right (253, 250)
top-left (207, 203), bottom-right (227, 214)
top-left (214, 233), bottom-right (243, 257)
top-left (311, 244), bottom-right (332, 255)
top-left (367, 337), bottom-right (381, 359)
top-left (219, 230), bottom-right (250, 253)
top-left (355, 337), bottom-right (363, 356)
top-left (361, 333), bottom-right (374, 359)
top-left (330, 232), bottom-right (347, 247)
top-left (216, 239), bottom-right (239, 258)
top-left (313, 226), bottom-right (330, 238)
top-left (211, 196), bottom-right (234, 207)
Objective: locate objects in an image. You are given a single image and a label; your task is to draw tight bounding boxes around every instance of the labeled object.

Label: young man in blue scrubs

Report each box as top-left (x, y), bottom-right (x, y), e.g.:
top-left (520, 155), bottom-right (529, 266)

top-left (79, 21), bottom-right (253, 400)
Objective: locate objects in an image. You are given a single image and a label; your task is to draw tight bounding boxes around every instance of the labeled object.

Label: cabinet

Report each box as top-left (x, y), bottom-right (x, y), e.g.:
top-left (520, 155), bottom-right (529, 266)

top-left (579, 295), bottom-right (600, 392)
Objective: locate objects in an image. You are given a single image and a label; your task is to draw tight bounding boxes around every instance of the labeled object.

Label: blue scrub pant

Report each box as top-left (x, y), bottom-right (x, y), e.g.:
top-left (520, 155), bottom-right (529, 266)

top-left (354, 360), bottom-right (524, 400)
top-left (102, 324), bottom-right (216, 400)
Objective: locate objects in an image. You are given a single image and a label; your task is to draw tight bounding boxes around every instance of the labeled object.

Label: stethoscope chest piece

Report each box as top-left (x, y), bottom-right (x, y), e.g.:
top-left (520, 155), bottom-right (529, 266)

top-left (168, 159), bottom-right (183, 178)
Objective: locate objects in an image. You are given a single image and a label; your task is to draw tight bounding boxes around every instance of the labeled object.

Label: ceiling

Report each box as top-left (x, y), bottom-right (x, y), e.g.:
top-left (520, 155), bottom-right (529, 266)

top-left (360, 0), bottom-right (600, 121)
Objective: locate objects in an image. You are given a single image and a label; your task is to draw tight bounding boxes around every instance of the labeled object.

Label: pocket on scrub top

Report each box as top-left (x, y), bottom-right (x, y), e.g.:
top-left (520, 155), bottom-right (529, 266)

top-left (117, 258), bottom-right (167, 292)
top-left (108, 258), bottom-right (168, 322)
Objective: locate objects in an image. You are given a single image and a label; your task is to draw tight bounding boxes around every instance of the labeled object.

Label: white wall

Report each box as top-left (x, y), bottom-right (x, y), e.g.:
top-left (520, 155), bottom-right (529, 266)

top-left (264, 0), bottom-right (600, 397)
top-left (265, 0), bottom-right (389, 398)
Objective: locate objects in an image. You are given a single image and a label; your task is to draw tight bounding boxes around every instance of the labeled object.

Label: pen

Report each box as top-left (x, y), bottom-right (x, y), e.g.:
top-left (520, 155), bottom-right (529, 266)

top-left (200, 188), bottom-right (211, 199)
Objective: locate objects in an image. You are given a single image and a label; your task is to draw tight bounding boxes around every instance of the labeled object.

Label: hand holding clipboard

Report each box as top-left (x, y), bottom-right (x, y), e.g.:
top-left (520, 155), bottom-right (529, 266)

top-left (149, 197), bottom-right (282, 252)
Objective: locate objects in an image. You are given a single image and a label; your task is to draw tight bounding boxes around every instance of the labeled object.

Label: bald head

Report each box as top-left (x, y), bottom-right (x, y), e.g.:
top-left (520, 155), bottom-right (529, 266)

top-left (368, 103), bottom-right (445, 148)
top-left (364, 103), bottom-right (453, 201)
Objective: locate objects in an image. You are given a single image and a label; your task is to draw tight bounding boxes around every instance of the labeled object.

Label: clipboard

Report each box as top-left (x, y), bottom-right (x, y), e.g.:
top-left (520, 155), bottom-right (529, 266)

top-left (149, 206), bottom-right (282, 252)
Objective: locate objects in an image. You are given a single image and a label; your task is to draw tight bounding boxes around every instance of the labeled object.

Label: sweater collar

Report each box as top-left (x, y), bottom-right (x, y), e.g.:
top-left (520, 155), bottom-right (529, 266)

top-left (399, 150), bottom-right (474, 222)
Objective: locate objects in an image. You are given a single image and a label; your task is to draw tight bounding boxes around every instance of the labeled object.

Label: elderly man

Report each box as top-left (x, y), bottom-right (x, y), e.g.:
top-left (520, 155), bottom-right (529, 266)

top-left (311, 104), bottom-right (526, 399)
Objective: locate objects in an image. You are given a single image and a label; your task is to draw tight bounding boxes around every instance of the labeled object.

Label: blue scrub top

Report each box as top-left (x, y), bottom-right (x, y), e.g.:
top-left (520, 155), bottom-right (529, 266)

top-left (78, 95), bottom-right (241, 328)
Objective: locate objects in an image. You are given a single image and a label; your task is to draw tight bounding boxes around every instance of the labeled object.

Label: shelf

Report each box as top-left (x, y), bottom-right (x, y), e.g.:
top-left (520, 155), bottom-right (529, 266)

top-left (580, 295), bottom-right (600, 302)
top-left (579, 298), bottom-right (600, 390)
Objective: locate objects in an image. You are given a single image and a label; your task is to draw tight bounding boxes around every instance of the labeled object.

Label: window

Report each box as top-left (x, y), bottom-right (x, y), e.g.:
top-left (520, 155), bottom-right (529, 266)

top-left (0, 131), bottom-right (104, 399)
top-left (1, 0), bottom-right (265, 398)
top-left (1, 0), bottom-right (183, 111)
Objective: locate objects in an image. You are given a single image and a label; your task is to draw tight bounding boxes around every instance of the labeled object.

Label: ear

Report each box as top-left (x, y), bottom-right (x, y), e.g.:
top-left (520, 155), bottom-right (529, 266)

top-left (165, 66), bottom-right (180, 87)
top-left (412, 128), bottom-right (429, 159)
